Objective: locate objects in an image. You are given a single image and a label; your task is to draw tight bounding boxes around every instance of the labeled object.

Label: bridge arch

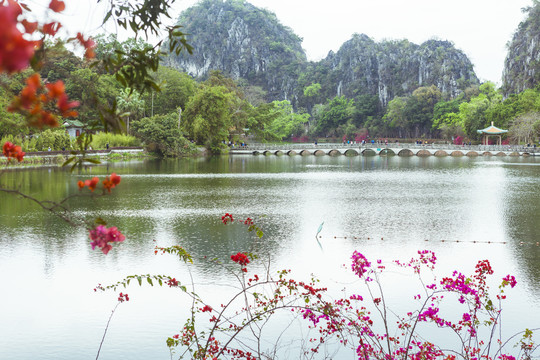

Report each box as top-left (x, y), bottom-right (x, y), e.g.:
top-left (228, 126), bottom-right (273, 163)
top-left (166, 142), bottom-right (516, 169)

top-left (253, 151), bottom-right (260, 155)
top-left (300, 150), bottom-right (311, 156)
top-left (362, 148), bottom-right (376, 156)
top-left (344, 149), bottom-right (359, 156)
top-left (314, 149), bottom-right (326, 156)
top-left (398, 149), bottom-right (414, 156)
top-left (496, 152), bottom-right (506, 156)
top-left (482, 152), bottom-right (493, 156)
top-left (466, 151), bottom-right (479, 157)
top-left (263, 150), bottom-right (273, 156)
top-left (434, 150), bottom-right (448, 157)
top-left (286, 150), bottom-right (297, 156)
top-left (328, 149), bottom-right (341, 156)
top-left (275, 150), bottom-right (284, 156)
top-left (451, 151), bottom-right (464, 157)
top-left (509, 151), bottom-right (520, 157)
top-left (417, 150), bottom-right (432, 157)
top-left (379, 148), bottom-right (395, 156)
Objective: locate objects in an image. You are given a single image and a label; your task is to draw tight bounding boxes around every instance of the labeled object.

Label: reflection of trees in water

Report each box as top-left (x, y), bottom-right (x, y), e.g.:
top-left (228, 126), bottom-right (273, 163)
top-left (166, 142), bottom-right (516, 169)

top-left (504, 168), bottom-right (540, 293)
top-left (169, 215), bottom-right (284, 275)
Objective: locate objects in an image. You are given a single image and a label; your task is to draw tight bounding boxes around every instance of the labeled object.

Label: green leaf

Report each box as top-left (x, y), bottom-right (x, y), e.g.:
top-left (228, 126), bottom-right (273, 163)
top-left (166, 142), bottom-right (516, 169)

top-left (94, 217), bottom-right (107, 226)
top-left (62, 156), bottom-right (76, 167)
top-left (85, 158), bottom-right (101, 164)
top-left (147, 277), bottom-right (153, 286)
top-left (137, 276), bottom-right (142, 286)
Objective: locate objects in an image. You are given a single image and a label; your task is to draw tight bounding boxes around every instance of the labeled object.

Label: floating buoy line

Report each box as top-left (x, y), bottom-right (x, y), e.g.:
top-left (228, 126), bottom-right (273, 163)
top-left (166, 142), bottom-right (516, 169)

top-left (318, 236), bottom-right (540, 246)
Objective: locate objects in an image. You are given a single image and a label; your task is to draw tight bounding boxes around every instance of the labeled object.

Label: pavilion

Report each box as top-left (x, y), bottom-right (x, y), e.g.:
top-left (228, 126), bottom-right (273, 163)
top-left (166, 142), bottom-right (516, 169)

top-left (477, 122), bottom-right (508, 145)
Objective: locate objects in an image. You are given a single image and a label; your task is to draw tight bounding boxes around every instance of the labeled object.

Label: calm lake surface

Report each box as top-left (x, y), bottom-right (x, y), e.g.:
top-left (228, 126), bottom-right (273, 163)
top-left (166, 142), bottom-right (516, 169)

top-left (1, 155), bottom-right (539, 359)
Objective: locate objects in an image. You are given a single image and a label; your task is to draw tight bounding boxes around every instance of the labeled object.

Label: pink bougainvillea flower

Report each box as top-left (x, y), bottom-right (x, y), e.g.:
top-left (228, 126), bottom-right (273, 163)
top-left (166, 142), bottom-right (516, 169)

top-left (89, 225), bottom-right (125, 255)
top-left (502, 274), bottom-right (517, 288)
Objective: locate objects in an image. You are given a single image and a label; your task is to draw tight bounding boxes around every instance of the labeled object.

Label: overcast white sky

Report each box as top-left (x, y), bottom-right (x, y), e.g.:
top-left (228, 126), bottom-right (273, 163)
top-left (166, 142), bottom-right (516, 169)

top-left (36, 0), bottom-right (534, 85)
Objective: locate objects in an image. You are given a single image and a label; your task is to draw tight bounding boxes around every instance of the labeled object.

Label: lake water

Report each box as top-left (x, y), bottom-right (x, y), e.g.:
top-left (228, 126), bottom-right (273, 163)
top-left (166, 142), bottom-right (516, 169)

top-left (1, 155), bottom-right (539, 359)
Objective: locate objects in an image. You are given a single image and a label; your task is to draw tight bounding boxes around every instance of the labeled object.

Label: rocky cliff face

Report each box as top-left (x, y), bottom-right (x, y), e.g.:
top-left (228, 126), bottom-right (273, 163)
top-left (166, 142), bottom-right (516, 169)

top-left (503, 2), bottom-right (540, 96)
top-left (165, 0), bottom-right (306, 102)
top-left (310, 35), bottom-right (478, 107)
top-left (166, 0), bottom-right (479, 107)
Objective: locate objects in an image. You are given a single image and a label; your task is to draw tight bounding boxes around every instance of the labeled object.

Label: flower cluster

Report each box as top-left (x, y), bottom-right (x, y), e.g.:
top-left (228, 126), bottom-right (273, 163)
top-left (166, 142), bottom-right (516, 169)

top-left (117, 292), bottom-right (129, 302)
top-left (78, 173), bottom-right (121, 193)
top-left (351, 251), bottom-right (371, 278)
top-left (231, 252), bottom-right (250, 266)
top-left (89, 225), bottom-right (125, 255)
top-left (102, 173), bottom-right (121, 192)
top-left (166, 278), bottom-right (179, 287)
top-left (222, 213), bottom-right (234, 224)
top-left (8, 73), bottom-right (79, 128)
top-left (502, 275), bottom-right (517, 288)
top-left (78, 177), bottom-right (99, 192)
top-left (2, 141), bottom-right (25, 162)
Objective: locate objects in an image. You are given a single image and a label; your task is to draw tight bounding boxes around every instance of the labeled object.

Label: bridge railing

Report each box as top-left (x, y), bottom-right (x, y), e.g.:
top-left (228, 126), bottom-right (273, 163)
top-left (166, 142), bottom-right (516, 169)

top-left (231, 143), bottom-right (540, 153)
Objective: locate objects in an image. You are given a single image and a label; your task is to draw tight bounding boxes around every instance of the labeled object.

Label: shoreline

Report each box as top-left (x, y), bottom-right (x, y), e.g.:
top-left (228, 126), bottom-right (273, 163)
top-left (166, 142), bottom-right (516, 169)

top-left (0, 147), bottom-right (151, 168)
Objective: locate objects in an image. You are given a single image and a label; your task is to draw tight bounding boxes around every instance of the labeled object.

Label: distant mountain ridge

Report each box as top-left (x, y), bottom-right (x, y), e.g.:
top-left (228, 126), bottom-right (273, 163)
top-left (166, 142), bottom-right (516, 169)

top-left (503, 1), bottom-right (540, 96)
top-left (165, 0), bottom-right (480, 108)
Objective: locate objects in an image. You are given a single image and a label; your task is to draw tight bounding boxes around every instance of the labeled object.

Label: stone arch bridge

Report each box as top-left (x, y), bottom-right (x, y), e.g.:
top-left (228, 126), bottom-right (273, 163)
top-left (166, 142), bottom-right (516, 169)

top-left (229, 143), bottom-right (539, 157)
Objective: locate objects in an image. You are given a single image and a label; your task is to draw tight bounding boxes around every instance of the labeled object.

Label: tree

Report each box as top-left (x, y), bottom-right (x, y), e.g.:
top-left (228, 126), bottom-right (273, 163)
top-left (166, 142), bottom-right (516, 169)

top-left (458, 82), bottom-right (502, 138)
top-left (131, 113), bottom-right (195, 156)
top-left (314, 96), bottom-right (356, 136)
top-left (303, 82), bottom-right (321, 115)
top-left (404, 85), bottom-right (442, 138)
top-left (509, 111), bottom-right (540, 144)
top-left (383, 96), bottom-right (408, 137)
top-left (143, 66), bottom-right (197, 117)
top-left (117, 88), bottom-right (145, 134)
top-left (264, 100), bottom-right (309, 140)
top-left (182, 85), bottom-right (234, 152)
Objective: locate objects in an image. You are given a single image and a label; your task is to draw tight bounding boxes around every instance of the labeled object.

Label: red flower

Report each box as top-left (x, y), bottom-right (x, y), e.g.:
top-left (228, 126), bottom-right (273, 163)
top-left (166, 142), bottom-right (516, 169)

top-left (103, 173), bottom-right (121, 192)
top-left (42, 22), bottom-right (61, 36)
top-left (201, 305), bottom-right (212, 312)
top-left (77, 180), bottom-right (84, 190)
top-left (56, 93), bottom-right (79, 118)
top-left (2, 141), bottom-right (25, 162)
top-left (221, 213), bottom-right (234, 224)
top-left (84, 177), bottom-right (99, 192)
top-left (21, 19), bottom-right (38, 34)
top-left (0, 0), bottom-right (36, 73)
top-left (75, 32), bottom-right (96, 59)
top-left (231, 252), bottom-right (250, 266)
top-left (48, 0), bottom-right (65, 13)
